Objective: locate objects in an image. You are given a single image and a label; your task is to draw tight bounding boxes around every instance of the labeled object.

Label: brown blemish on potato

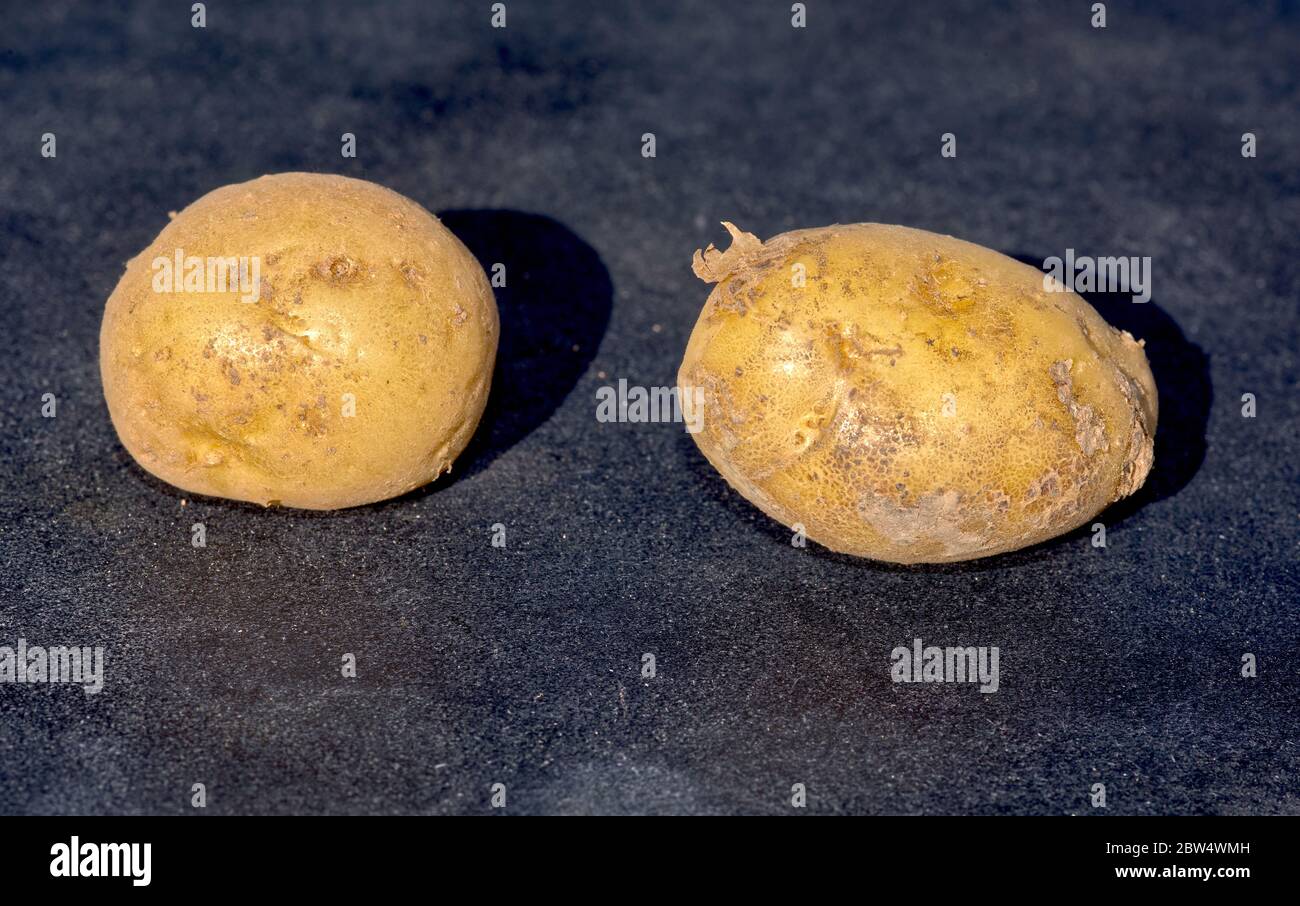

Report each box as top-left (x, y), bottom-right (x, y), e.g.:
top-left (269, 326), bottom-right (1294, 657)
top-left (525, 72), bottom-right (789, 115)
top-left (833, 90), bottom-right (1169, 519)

top-left (1113, 369), bottom-right (1156, 498)
top-left (399, 262), bottom-right (424, 286)
top-left (856, 487), bottom-right (993, 559)
top-left (1049, 359), bottom-right (1109, 456)
top-left (317, 255), bottom-right (360, 283)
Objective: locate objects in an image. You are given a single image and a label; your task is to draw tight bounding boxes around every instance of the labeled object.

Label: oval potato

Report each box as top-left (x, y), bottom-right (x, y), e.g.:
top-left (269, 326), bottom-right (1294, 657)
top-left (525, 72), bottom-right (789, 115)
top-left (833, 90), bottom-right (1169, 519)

top-left (678, 222), bottom-right (1157, 563)
top-left (100, 172), bottom-right (498, 509)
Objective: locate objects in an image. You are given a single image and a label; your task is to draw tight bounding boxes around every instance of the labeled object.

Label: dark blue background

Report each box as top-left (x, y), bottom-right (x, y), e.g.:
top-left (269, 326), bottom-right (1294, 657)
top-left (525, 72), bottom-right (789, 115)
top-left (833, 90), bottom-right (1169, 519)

top-left (0, 0), bottom-right (1296, 814)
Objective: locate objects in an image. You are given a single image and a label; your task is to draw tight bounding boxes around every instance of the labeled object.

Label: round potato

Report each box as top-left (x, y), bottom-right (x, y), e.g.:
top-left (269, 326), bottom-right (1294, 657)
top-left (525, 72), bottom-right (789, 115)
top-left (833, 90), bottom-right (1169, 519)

top-left (678, 222), bottom-right (1157, 563)
top-left (100, 172), bottom-right (498, 509)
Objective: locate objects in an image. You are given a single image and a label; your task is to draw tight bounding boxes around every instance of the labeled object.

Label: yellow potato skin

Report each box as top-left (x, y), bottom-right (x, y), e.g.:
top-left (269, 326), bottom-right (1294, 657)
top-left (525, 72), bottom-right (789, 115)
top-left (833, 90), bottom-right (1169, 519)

top-left (678, 223), bottom-right (1157, 563)
top-left (100, 173), bottom-right (498, 509)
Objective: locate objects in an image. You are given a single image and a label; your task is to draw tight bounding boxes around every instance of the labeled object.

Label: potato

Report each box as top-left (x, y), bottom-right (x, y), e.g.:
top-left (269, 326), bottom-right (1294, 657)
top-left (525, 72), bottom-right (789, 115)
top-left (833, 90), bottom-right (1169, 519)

top-left (677, 222), bottom-right (1157, 563)
top-left (100, 173), bottom-right (498, 509)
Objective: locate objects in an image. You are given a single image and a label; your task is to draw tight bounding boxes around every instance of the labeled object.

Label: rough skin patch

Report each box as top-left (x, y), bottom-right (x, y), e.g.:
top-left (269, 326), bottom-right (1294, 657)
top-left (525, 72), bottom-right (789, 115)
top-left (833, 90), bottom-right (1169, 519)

top-left (1049, 359), bottom-right (1109, 456)
top-left (677, 222), bottom-right (1159, 564)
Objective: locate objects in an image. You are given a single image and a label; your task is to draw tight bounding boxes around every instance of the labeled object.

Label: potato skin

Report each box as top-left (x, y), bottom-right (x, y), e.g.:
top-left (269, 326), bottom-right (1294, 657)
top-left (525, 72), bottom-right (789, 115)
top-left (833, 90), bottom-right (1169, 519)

top-left (100, 173), bottom-right (498, 509)
top-left (678, 223), bottom-right (1158, 563)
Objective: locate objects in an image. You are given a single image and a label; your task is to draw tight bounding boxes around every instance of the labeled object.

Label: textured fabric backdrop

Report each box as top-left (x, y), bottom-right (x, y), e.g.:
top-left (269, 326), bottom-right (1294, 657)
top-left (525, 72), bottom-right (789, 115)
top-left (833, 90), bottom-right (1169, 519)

top-left (0, 0), bottom-right (1296, 814)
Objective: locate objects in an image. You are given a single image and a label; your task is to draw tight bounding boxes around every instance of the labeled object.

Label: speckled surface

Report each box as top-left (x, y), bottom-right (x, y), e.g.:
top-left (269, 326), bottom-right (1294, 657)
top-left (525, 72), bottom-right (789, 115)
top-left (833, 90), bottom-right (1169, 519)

top-left (0, 0), bottom-right (1296, 815)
